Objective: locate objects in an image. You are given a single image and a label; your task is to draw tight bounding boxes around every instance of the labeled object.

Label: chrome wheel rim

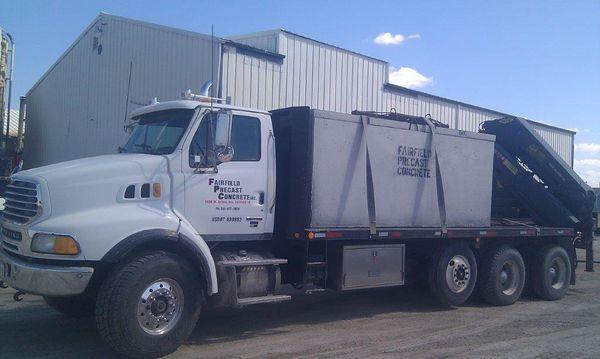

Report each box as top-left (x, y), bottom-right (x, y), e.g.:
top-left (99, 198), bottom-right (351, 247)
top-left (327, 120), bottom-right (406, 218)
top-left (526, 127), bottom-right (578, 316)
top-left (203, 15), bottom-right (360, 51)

top-left (549, 257), bottom-right (567, 290)
top-left (499, 259), bottom-right (520, 296)
top-left (445, 255), bottom-right (471, 293)
top-left (137, 279), bottom-right (184, 336)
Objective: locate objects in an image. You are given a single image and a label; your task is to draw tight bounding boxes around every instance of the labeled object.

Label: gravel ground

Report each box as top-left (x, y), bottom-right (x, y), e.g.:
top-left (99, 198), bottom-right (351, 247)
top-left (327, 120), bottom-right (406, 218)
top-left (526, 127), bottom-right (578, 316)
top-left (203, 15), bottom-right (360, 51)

top-left (1, 246), bottom-right (599, 359)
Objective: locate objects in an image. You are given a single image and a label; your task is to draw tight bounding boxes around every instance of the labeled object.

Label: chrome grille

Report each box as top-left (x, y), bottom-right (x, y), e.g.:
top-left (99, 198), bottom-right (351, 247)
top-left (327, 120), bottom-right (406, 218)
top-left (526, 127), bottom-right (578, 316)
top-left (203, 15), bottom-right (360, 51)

top-left (1, 227), bottom-right (22, 254)
top-left (2, 180), bottom-right (41, 224)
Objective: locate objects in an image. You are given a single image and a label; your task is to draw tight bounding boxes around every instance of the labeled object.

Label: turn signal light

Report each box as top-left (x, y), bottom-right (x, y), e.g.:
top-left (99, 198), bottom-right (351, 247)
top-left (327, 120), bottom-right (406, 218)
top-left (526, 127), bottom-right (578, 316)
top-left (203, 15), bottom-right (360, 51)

top-left (53, 236), bottom-right (80, 255)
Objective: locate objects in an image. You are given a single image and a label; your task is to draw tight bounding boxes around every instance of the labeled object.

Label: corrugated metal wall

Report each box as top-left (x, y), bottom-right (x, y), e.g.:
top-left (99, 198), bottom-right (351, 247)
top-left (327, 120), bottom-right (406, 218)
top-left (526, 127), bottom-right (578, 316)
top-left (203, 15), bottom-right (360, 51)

top-left (223, 31), bottom-right (388, 114)
top-left (25, 15), bottom-right (574, 168)
top-left (233, 30), bottom-right (573, 166)
top-left (229, 31), bottom-right (279, 53)
top-left (25, 15), bottom-right (219, 167)
top-left (531, 123), bottom-right (574, 166)
top-left (220, 45), bottom-right (283, 110)
top-left (381, 86), bottom-right (574, 164)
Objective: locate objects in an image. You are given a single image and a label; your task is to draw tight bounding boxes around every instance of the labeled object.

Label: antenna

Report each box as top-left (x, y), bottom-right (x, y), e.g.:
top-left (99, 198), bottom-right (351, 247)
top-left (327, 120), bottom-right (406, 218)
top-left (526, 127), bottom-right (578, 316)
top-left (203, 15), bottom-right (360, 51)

top-left (210, 24), bottom-right (214, 114)
top-left (123, 60), bottom-right (133, 127)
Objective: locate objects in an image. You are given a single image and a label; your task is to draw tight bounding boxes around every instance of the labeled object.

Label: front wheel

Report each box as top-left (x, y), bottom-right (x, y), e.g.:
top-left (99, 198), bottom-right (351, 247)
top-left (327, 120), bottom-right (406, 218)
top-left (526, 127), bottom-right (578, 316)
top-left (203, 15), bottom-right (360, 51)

top-left (428, 243), bottom-right (478, 306)
top-left (95, 251), bottom-right (203, 358)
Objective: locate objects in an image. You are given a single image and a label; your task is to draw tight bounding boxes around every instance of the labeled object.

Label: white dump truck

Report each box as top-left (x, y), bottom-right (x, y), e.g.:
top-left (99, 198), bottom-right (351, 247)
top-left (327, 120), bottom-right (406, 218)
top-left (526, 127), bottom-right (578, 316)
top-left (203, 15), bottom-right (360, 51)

top-left (0, 88), bottom-right (595, 358)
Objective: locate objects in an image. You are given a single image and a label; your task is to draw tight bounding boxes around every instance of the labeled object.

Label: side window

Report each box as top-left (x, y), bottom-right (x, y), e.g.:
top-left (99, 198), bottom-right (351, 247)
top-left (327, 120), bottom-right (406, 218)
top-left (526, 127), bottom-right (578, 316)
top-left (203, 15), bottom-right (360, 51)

top-left (189, 114), bottom-right (261, 167)
top-left (231, 116), bottom-right (261, 161)
top-left (188, 115), bottom-right (212, 167)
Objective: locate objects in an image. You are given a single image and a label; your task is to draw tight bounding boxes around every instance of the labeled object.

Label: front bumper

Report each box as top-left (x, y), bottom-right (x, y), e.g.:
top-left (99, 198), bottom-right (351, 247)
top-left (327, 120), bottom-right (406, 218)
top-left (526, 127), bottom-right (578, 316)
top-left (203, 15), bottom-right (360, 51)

top-left (0, 251), bottom-right (94, 296)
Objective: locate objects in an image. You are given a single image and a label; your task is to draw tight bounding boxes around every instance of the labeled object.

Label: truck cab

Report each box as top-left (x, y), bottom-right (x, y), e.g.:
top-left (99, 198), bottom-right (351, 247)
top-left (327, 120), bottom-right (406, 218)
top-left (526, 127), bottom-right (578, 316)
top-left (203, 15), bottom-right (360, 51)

top-left (0, 96), bottom-right (283, 355)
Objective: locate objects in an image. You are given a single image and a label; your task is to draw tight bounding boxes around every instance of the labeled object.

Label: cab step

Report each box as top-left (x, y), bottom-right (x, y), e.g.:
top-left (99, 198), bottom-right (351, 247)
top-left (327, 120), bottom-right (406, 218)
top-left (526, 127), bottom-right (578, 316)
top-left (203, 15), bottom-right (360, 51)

top-left (236, 294), bottom-right (292, 306)
top-left (218, 258), bottom-right (288, 267)
top-left (306, 261), bottom-right (326, 266)
top-left (305, 288), bottom-right (326, 295)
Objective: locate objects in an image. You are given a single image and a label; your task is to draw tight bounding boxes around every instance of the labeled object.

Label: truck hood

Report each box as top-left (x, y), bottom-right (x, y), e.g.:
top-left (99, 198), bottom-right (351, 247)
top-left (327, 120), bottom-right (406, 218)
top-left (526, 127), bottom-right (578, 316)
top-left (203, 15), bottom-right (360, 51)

top-left (15, 154), bottom-right (172, 219)
top-left (21, 154), bottom-right (168, 183)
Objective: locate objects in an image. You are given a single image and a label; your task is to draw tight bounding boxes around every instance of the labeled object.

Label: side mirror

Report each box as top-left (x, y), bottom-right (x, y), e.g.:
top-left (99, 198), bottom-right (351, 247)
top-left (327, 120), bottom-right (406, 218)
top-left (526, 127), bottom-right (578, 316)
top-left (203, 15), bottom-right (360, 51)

top-left (214, 111), bottom-right (234, 163)
top-left (214, 112), bottom-right (231, 147)
top-left (216, 145), bottom-right (234, 162)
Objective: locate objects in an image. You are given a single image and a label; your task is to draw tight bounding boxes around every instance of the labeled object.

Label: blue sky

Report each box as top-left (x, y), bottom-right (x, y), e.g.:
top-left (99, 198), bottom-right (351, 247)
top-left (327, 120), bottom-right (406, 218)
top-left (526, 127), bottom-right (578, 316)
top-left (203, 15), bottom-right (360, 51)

top-left (2, 1), bottom-right (599, 184)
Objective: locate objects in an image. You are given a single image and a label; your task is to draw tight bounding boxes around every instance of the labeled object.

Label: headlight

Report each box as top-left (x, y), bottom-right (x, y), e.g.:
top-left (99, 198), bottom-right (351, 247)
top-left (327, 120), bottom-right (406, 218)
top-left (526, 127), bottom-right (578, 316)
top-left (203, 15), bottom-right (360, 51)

top-left (31, 233), bottom-right (80, 255)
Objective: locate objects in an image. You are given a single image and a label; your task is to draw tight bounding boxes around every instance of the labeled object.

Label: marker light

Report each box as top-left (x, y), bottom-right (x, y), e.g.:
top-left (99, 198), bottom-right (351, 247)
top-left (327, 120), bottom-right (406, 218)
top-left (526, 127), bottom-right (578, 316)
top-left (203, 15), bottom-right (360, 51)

top-left (153, 182), bottom-right (161, 198)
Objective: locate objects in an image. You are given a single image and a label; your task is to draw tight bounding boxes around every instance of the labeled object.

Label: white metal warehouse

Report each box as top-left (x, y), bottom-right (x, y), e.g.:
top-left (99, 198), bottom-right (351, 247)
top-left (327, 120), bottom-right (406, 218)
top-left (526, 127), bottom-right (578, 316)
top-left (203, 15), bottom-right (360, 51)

top-left (24, 13), bottom-right (575, 168)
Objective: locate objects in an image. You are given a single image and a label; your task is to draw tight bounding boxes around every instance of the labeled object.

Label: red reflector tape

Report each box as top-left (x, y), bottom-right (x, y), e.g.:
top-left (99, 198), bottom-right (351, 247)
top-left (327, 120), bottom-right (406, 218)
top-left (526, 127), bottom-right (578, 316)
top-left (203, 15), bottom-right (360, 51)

top-left (326, 231), bottom-right (343, 238)
top-left (391, 231), bottom-right (402, 238)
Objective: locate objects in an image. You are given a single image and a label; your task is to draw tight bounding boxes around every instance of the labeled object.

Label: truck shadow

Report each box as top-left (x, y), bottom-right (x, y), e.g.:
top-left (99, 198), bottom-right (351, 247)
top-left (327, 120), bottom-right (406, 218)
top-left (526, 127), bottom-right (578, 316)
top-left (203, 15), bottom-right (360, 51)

top-left (0, 302), bottom-right (123, 358)
top-left (187, 285), bottom-right (454, 346)
top-left (1, 284), bottom-right (538, 357)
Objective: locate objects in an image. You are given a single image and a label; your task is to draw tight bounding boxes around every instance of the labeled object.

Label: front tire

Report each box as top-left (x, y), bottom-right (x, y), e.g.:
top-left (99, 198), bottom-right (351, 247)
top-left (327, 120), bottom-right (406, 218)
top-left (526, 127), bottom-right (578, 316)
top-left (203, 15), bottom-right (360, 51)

top-left (479, 246), bottom-right (525, 306)
top-left (95, 251), bottom-right (202, 358)
top-left (532, 245), bottom-right (571, 301)
top-left (428, 243), bottom-right (477, 306)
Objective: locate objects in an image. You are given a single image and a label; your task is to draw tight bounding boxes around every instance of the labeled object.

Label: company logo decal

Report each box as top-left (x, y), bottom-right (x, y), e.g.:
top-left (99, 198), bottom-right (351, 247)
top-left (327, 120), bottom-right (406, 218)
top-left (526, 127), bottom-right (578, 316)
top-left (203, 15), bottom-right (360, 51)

top-left (396, 145), bottom-right (432, 178)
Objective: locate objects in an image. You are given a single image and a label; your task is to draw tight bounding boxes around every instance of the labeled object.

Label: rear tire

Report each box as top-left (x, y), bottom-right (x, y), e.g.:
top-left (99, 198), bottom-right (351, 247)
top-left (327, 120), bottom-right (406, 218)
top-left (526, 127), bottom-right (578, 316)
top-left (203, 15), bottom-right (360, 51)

top-left (479, 246), bottom-right (525, 306)
top-left (44, 292), bottom-right (96, 317)
top-left (428, 243), bottom-right (477, 306)
top-left (95, 251), bottom-right (203, 358)
top-left (532, 245), bottom-right (571, 300)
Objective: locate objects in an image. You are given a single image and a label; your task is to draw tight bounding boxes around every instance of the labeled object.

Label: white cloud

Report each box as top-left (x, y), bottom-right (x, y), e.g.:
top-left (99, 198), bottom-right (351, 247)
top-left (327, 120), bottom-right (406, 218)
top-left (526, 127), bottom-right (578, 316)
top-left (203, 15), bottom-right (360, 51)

top-left (581, 170), bottom-right (600, 187)
top-left (575, 159), bottom-right (600, 167)
top-left (574, 156), bottom-right (600, 186)
top-left (374, 32), bottom-right (420, 45)
top-left (575, 143), bottom-right (600, 154)
top-left (568, 128), bottom-right (592, 134)
top-left (389, 67), bottom-right (433, 89)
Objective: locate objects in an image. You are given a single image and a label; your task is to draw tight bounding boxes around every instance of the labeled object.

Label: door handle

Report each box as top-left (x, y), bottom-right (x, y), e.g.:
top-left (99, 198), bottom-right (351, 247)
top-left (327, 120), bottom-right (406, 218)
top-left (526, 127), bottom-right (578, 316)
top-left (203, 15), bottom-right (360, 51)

top-left (267, 131), bottom-right (276, 213)
top-left (258, 191), bottom-right (265, 205)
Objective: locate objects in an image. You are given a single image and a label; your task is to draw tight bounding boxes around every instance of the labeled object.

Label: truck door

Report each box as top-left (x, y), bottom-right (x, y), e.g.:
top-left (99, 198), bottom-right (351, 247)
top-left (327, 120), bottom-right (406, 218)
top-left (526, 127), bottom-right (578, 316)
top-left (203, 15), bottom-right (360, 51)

top-left (181, 110), bottom-right (272, 240)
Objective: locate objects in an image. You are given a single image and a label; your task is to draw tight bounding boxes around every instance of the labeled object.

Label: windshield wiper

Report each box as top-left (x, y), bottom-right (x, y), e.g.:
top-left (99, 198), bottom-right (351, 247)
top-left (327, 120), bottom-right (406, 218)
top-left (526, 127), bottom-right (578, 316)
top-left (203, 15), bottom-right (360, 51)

top-left (134, 143), bottom-right (153, 151)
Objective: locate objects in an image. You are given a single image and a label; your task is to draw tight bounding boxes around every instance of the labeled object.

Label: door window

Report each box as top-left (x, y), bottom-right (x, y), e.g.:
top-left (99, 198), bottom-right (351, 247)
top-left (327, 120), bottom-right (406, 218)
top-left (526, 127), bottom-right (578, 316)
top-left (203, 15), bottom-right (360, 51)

top-left (189, 114), bottom-right (261, 167)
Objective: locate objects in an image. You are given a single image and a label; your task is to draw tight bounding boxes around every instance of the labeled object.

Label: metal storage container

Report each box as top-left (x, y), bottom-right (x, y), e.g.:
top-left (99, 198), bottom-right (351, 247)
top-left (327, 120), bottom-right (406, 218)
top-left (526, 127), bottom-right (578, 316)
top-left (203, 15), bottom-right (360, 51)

top-left (329, 244), bottom-right (405, 291)
top-left (272, 107), bottom-right (495, 237)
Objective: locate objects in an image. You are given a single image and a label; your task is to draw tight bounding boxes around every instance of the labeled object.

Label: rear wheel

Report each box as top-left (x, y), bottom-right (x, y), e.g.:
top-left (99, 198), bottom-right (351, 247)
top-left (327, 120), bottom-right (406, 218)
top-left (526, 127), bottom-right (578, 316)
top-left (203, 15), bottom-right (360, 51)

top-left (479, 246), bottom-right (525, 306)
top-left (428, 243), bottom-right (477, 306)
top-left (532, 245), bottom-right (571, 300)
top-left (95, 251), bottom-right (203, 358)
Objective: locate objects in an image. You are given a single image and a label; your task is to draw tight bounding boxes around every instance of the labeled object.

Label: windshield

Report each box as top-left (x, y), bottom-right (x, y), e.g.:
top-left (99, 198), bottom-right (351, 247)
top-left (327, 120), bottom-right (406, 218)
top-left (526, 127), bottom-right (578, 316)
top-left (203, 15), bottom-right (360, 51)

top-left (121, 109), bottom-right (195, 155)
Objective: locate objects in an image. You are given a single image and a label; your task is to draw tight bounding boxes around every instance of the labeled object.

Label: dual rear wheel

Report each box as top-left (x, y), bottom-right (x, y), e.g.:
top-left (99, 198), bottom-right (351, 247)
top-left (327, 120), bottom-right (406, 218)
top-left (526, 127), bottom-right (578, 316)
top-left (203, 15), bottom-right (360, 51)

top-left (428, 243), bottom-right (571, 306)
